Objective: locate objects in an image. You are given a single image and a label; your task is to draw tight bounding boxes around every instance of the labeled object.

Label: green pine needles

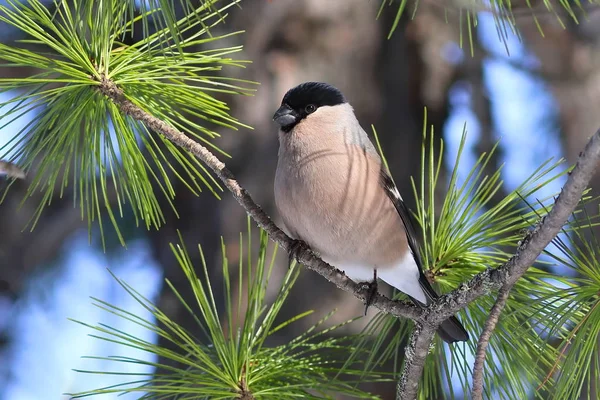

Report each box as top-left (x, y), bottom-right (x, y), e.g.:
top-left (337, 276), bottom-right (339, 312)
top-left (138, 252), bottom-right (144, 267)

top-left (2, 1), bottom-right (600, 399)
top-left (354, 113), bottom-right (599, 399)
top-left (70, 223), bottom-right (388, 399)
top-left (537, 207), bottom-right (600, 399)
top-left (70, 118), bottom-right (600, 399)
top-left (0, 0), bottom-right (253, 245)
top-left (377, 0), bottom-right (595, 54)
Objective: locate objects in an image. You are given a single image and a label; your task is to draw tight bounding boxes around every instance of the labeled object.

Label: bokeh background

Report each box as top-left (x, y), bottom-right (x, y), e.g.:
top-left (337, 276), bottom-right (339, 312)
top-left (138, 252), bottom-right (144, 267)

top-left (1, 1), bottom-right (599, 399)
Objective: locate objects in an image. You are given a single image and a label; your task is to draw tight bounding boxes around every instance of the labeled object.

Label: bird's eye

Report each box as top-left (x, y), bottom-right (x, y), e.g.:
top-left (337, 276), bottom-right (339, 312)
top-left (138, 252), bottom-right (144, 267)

top-left (305, 104), bottom-right (317, 114)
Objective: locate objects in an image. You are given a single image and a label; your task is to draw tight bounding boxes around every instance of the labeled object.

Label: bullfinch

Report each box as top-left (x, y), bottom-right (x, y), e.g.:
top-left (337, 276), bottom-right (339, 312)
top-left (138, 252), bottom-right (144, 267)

top-left (272, 82), bottom-right (469, 343)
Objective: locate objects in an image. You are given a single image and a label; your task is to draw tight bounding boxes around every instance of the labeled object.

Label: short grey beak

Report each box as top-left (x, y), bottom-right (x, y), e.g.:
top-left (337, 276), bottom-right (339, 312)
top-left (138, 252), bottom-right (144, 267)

top-left (273, 104), bottom-right (297, 127)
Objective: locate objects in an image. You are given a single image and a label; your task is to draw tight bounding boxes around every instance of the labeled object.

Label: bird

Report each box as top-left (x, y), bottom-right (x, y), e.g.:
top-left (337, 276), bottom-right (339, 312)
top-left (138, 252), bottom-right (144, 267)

top-left (272, 81), bottom-right (469, 343)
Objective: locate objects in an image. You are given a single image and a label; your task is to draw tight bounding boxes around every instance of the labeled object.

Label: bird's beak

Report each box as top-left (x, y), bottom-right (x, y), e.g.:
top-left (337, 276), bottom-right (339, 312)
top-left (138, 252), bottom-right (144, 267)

top-left (273, 104), bottom-right (297, 127)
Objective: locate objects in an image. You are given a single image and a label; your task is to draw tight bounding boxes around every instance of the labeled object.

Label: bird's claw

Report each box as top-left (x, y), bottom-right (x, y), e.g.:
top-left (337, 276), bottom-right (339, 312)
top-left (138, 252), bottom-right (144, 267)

top-left (288, 239), bottom-right (309, 268)
top-left (361, 270), bottom-right (378, 315)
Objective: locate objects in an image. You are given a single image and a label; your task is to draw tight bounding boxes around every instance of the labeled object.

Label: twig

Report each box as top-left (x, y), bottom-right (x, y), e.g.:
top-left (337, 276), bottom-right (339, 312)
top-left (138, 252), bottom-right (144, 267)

top-left (537, 298), bottom-right (600, 391)
top-left (96, 75), bottom-right (421, 321)
top-left (238, 364), bottom-right (255, 400)
top-left (396, 323), bottom-right (436, 400)
top-left (471, 285), bottom-right (511, 400)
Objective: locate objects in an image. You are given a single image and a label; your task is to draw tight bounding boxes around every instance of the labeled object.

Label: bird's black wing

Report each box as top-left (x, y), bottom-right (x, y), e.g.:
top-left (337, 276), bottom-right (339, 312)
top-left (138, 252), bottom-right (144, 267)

top-left (378, 168), bottom-right (425, 274)
top-left (379, 168), bottom-right (443, 304)
top-left (379, 168), bottom-right (469, 343)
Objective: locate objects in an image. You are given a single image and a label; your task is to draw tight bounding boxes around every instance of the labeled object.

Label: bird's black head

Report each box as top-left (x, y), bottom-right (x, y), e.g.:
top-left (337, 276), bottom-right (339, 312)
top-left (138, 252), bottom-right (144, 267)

top-left (273, 82), bottom-right (346, 133)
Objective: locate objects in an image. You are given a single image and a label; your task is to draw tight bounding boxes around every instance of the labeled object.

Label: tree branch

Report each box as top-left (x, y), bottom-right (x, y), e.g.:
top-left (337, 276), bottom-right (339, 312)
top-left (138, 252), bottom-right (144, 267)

top-left (396, 128), bottom-right (600, 399)
top-left (97, 74), bottom-right (600, 399)
top-left (471, 285), bottom-right (511, 400)
top-left (425, 127), bottom-right (600, 325)
top-left (396, 323), bottom-right (436, 400)
top-left (467, 132), bottom-right (600, 397)
top-left (95, 75), bottom-right (421, 321)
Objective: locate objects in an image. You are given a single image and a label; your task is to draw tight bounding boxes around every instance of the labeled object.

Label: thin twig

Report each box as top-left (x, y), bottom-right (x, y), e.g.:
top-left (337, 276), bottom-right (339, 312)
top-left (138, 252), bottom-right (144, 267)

top-left (238, 364), bottom-right (255, 400)
top-left (396, 323), bottom-right (436, 400)
top-left (96, 75), bottom-right (421, 321)
top-left (471, 285), bottom-right (511, 400)
top-left (537, 298), bottom-right (600, 391)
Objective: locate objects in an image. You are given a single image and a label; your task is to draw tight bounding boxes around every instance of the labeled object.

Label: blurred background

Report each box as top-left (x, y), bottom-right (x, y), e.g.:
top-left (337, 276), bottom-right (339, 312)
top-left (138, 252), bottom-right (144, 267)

top-left (0, 0), bottom-right (599, 399)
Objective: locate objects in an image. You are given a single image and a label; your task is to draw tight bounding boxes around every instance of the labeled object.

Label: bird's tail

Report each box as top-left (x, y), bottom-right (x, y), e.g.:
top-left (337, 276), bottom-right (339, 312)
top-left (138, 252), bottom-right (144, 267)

top-left (436, 315), bottom-right (470, 344)
top-left (415, 273), bottom-right (469, 344)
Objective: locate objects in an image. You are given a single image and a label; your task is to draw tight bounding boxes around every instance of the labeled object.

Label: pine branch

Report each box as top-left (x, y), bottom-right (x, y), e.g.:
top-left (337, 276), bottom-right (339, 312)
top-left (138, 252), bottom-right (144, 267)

top-left (396, 128), bottom-right (600, 399)
top-left (469, 133), bottom-right (600, 396)
top-left (425, 128), bottom-right (600, 326)
top-left (96, 73), bottom-right (600, 399)
top-left (96, 74), bottom-right (421, 321)
top-left (396, 323), bottom-right (436, 400)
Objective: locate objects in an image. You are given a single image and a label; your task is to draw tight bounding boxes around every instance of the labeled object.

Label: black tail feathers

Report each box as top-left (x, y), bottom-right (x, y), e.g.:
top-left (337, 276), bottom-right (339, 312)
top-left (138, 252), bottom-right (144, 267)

top-left (414, 272), bottom-right (469, 344)
top-left (437, 314), bottom-right (469, 343)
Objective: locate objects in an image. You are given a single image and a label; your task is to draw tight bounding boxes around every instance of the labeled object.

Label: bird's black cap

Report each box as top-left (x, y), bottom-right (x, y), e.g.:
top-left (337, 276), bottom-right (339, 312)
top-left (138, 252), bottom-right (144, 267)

top-left (281, 82), bottom-right (346, 110)
top-left (273, 82), bottom-right (346, 132)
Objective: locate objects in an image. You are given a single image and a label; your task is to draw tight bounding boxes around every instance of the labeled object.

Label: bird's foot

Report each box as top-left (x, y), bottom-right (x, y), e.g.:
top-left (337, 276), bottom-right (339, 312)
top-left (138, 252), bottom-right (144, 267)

top-left (288, 239), bottom-right (309, 268)
top-left (361, 270), bottom-right (378, 315)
